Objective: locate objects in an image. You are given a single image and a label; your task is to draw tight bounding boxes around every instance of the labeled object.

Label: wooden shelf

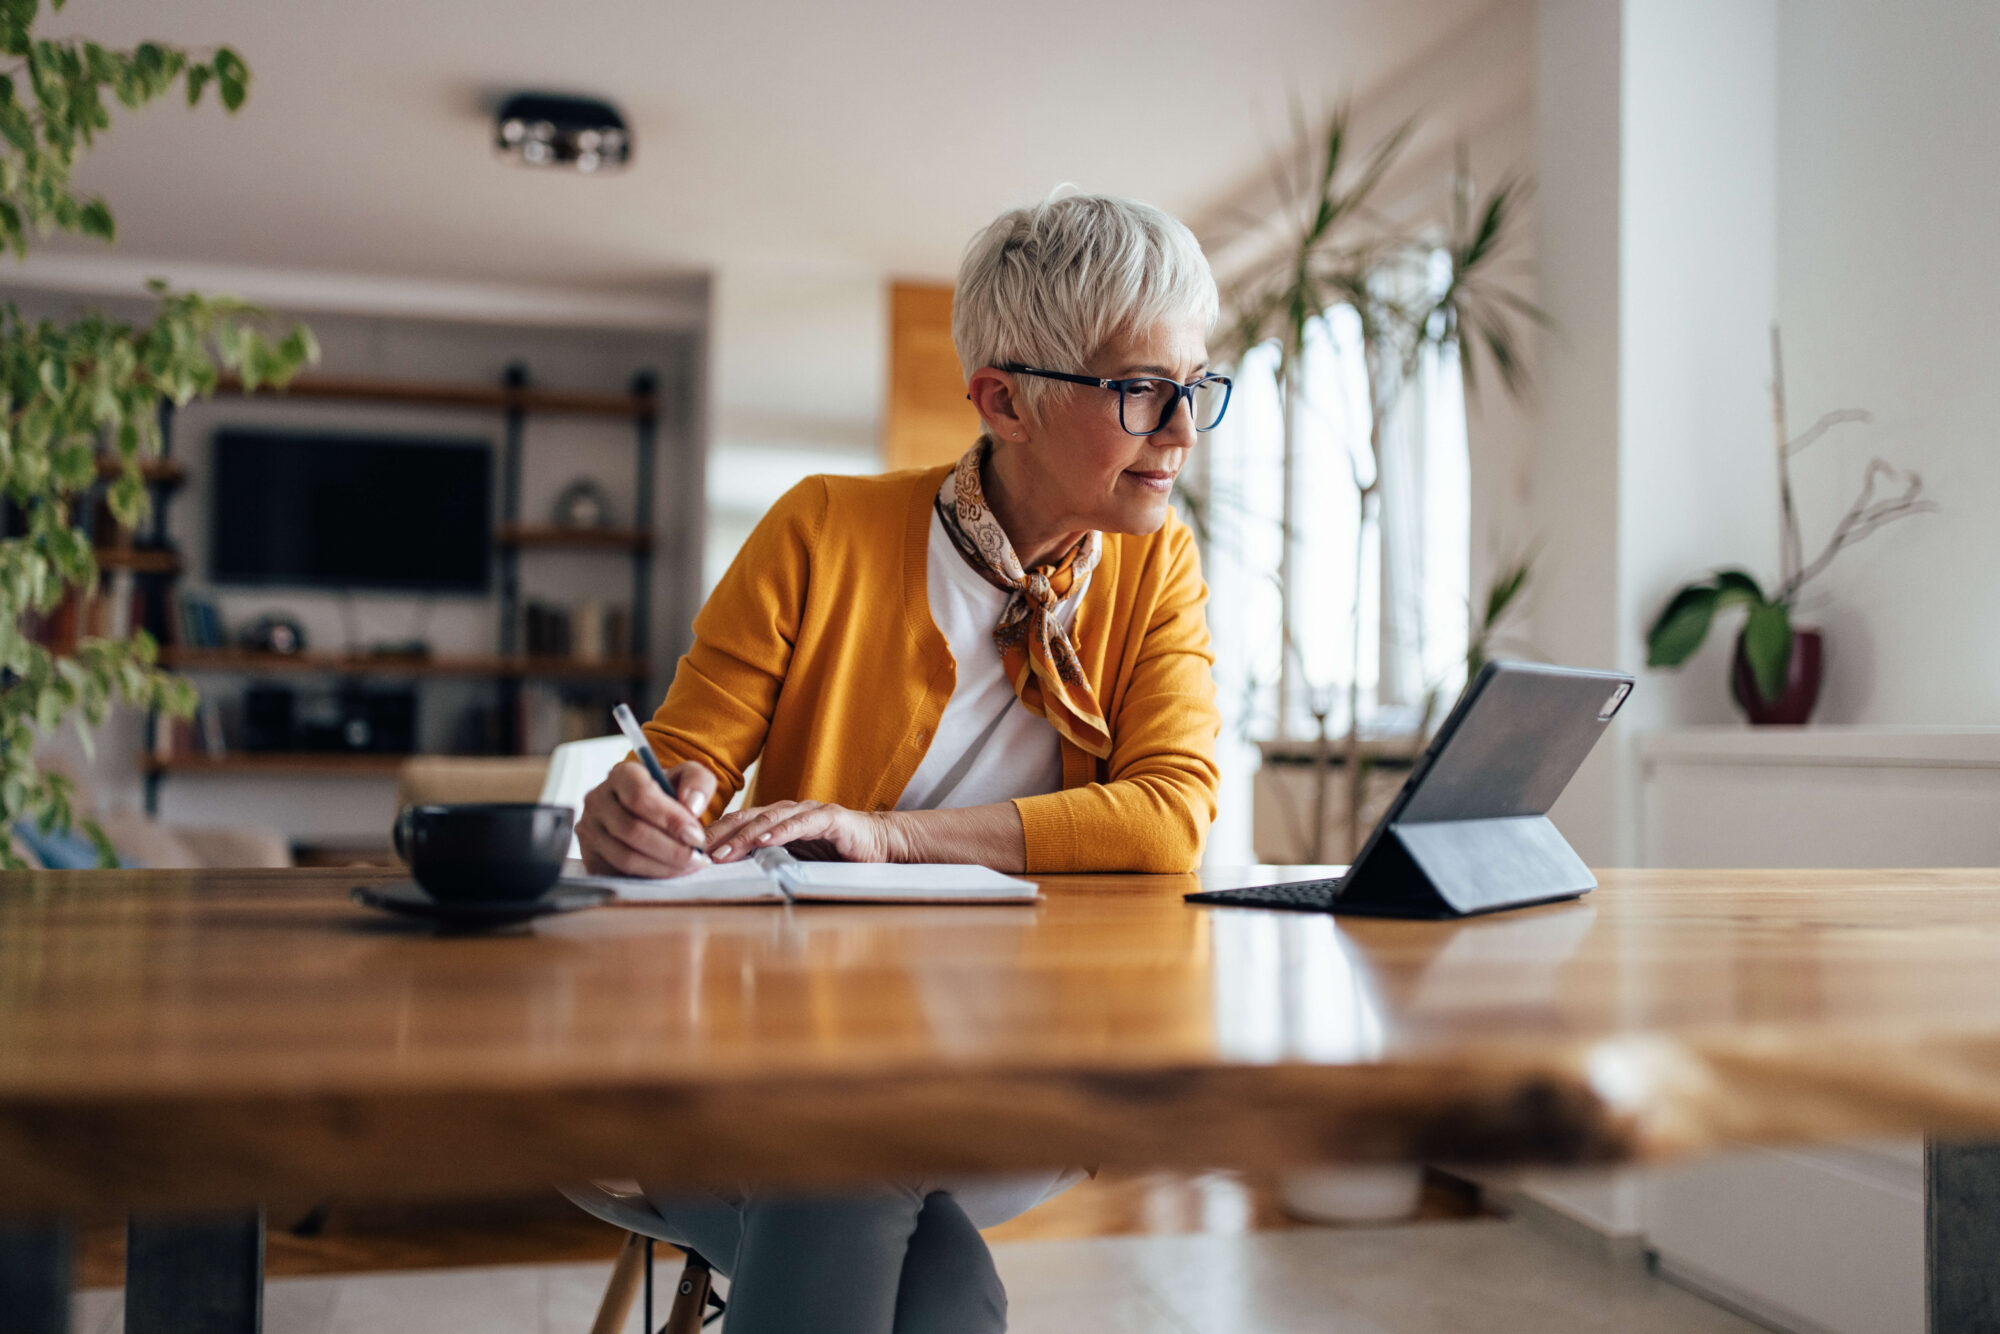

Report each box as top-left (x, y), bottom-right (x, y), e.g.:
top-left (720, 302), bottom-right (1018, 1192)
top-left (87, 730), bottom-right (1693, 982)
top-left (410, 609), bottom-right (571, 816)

top-left (495, 523), bottom-right (653, 552)
top-left (138, 358), bottom-right (662, 806)
top-left (142, 752), bottom-right (411, 777)
top-left (215, 373), bottom-right (656, 420)
top-left (160, 649), bottom-right (648, 680)
top-left (95, 548), bottom-right (181, 574)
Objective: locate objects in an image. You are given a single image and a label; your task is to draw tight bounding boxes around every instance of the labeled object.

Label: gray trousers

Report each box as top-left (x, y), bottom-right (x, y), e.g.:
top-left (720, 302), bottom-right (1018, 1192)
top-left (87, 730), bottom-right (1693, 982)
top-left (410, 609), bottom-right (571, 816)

top-left (638, 1185), bottom-right (1007, 1334)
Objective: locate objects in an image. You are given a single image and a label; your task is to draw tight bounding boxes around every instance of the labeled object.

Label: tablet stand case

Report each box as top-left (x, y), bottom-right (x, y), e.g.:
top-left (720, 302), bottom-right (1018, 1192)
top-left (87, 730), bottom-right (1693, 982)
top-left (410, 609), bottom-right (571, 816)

top-left (1332, 813), bottom-right (1596, 919)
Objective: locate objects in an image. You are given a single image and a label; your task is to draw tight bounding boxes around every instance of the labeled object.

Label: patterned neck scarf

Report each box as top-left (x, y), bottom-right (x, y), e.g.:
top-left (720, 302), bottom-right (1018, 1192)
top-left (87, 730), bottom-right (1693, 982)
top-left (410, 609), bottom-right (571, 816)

top-left (935, 441), bottom-right (1112, 759)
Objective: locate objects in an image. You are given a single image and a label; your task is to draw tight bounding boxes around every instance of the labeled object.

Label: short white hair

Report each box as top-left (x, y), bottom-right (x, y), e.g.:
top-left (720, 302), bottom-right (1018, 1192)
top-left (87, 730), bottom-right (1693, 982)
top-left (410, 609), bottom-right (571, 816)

top-left (952, 192), bottom-right (1218, 418)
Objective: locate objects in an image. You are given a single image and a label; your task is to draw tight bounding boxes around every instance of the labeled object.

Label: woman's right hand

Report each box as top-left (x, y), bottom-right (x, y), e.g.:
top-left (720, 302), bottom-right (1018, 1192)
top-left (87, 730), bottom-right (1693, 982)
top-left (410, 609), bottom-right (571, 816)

top-left (576, 759), bottom-right (718, 878)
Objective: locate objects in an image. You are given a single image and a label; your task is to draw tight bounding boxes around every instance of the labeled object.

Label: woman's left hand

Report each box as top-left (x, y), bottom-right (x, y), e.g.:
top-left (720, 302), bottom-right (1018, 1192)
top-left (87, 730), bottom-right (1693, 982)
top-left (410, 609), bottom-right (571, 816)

top-left (705, 800), bottom-right (903, 864)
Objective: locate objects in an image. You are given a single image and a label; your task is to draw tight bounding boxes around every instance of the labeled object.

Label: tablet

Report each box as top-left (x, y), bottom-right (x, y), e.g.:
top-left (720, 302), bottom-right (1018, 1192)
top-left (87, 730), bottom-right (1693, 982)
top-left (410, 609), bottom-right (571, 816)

top-left (1185, 661), bottom-right (1633, 918)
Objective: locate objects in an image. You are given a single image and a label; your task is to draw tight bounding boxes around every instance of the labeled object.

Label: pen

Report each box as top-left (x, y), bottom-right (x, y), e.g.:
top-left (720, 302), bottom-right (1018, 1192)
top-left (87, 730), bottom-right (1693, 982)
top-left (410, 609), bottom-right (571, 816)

top-left (613, 702), bottom-right (707, 860)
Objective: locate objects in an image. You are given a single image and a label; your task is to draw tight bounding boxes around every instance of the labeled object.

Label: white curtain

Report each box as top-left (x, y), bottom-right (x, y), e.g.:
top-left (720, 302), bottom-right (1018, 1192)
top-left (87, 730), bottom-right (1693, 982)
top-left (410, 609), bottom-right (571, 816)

top-left (1376, 337), bottom-right (1472, 721)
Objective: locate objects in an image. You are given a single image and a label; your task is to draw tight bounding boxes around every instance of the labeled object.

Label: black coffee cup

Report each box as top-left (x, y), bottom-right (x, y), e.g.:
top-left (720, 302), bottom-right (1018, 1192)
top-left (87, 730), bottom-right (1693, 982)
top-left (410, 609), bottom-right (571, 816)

top-left (392, 803), bottom-right (574, 902)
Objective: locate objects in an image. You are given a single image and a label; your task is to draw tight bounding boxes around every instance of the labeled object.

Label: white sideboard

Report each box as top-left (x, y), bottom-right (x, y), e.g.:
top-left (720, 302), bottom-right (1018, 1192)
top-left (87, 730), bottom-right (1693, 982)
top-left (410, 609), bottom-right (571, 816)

top-left (1620, 727), bottom-right (2000, 1333)
top-left (1638, 726), bottom-right (2000, 867)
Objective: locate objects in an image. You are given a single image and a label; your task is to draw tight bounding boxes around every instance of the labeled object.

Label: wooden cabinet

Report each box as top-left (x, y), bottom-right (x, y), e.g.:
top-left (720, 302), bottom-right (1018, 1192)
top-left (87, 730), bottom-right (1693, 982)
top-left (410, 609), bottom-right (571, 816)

top-left (885, 282), bottom-right (982, 471)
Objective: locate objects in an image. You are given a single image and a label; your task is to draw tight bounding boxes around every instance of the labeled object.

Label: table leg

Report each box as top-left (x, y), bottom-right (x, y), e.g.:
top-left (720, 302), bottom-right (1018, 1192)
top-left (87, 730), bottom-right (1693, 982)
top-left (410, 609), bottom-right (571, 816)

top-left (127, 1210), bottom-right (264, 1334)
top-left (0, 1220), bottom-right (72, 1334)
top-left (1927, 1140), bottom-right (2000, 1331)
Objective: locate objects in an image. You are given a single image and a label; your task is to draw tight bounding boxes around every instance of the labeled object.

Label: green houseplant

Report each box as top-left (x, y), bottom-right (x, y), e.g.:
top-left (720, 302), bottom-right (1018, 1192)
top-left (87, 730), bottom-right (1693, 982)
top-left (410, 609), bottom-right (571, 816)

top-left (1218, 106), bottom-right (1546, 857)
top-left (1645, 328), bottom-right (1934, 723)
top-left (1, 0), bottom-right (315, 866)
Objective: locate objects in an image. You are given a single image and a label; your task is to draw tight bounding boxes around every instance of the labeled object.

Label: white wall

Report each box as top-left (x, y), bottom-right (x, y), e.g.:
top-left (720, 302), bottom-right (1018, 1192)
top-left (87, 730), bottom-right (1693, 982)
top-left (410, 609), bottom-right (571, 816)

top-left (705, 263), bottom-right (886, 587)
top-left (1515, 0), bottom-right (1777, 1240)
top-left (1530, 0), bottom-right (2000, 866)
top-left (1611, 0), bottom-right (1780, 851)
top-left (1775, 1), bottom-right (2000, 727)
top-left (1529, 0), bottom-right (1777, 865)
top-left (1530, 0), bottom-right (1626, 864)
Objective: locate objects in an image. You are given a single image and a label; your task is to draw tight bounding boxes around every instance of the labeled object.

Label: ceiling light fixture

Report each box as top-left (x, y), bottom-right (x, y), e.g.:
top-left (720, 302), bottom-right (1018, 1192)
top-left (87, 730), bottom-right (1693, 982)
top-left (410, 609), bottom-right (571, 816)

top-left (494, 93), bottom-right (631, 173)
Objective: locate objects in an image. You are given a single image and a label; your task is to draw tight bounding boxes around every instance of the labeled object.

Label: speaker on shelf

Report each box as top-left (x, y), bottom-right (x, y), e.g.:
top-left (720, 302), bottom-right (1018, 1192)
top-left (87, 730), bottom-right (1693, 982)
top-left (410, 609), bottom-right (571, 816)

top-left (243, 684), bottom-right (417, 754)
top-left (242, 685), bottom-right (296, 752)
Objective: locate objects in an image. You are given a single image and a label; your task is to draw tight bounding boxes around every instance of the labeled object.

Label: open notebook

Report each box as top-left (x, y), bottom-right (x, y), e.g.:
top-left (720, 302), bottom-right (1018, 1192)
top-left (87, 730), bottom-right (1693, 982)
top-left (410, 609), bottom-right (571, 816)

top-left (559, 846), bottom-right (1040, 905)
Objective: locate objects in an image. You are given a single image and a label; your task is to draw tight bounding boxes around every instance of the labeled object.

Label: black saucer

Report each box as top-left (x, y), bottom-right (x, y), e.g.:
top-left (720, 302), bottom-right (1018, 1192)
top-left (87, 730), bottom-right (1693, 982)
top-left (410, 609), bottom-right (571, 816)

top-left (352, 881), bottom-right (611, 928)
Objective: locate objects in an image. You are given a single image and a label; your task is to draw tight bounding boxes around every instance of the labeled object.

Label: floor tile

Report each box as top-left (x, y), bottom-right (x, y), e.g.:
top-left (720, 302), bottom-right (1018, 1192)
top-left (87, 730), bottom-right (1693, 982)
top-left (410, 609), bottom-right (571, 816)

top-left (71, 1289), bottom-right (119, 1334)
top-left (541, 1258), bottom-right (637, 1334)
top-left (76, 1216), bottom-right (1769, 1334)
top-left (76, 1275), bottom-right (340, 1334)
top-left (1003, 1277), bottom-right (1196, 1334)
top-left (323, 1262), bottom-right (546, 1334)
top-left (992, 1232), bottom-right (1154, 1298)
top-left (264, 1273), bottom-right (343, 1334)
top-left (1001, 1233), bottom-right (1397, 1334)
top-left (1115, 1221), bottom-right (1766, 1334)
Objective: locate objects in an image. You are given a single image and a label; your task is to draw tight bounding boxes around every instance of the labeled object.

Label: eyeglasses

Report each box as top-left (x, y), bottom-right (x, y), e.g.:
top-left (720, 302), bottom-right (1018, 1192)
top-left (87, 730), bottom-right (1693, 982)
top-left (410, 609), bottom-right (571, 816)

top-left (1001, 364), bottom-right (1233, 437)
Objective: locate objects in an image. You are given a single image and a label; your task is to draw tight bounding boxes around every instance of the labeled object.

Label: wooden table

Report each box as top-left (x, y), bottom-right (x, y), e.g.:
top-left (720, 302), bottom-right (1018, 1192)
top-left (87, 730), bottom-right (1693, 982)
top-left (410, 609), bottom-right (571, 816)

top-left (8, 865), bottom-right (2000, 1328)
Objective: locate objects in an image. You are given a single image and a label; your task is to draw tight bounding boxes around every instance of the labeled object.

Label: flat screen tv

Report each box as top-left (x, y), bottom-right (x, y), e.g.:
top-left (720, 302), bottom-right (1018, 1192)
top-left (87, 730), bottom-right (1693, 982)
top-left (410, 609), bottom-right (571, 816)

top-left (210, 428), bottom-right (493, 594)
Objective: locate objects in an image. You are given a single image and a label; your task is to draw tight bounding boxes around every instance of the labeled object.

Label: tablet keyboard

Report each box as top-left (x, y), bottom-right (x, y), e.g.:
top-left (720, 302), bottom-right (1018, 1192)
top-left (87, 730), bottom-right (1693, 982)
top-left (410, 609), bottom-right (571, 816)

top-left (1183, 877), bottom-right (1345, 911)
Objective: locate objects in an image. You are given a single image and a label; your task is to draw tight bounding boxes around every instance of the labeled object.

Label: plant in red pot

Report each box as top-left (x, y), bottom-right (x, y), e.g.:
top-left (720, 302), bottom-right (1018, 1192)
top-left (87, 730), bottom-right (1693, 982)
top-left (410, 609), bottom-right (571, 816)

top-left (1645, 329), bottom-right (1935, 725)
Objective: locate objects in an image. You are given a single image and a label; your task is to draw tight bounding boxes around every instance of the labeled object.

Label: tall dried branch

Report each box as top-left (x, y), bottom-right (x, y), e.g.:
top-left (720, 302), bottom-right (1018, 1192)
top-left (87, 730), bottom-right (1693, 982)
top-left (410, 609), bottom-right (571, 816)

top-left (1785, 408), bottom-right (1873, 457)
top-left (1788, 458), bottom-right (1938, 595)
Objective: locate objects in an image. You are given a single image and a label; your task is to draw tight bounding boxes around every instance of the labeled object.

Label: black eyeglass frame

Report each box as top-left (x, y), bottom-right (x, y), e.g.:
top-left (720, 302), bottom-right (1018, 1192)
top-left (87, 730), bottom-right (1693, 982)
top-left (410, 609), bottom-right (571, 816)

top-left (999, 363), bottom-right (1233, 437)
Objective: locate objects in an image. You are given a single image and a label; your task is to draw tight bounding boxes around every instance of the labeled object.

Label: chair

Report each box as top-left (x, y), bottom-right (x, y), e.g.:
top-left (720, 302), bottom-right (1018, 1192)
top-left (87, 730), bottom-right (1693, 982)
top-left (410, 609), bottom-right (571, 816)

top-left (396, 754), bottom-right (548, 809)
top-left (539, 735), bottom-right (635, 857)
top-left (565, 1182), bottom-right (725, 1334)
top-left (540, 736), bottom-right (758, 858)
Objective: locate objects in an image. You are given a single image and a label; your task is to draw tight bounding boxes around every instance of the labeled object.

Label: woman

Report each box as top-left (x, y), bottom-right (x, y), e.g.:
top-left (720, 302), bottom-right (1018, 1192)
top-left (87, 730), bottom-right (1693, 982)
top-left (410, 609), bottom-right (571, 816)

top-left (575, 192), bottom-right (1225, 1333)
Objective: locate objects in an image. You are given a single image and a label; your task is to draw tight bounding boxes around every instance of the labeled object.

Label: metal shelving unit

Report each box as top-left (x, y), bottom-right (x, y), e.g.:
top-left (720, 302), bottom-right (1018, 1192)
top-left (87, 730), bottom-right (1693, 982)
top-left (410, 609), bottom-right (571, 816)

top-left (141, 362), bottom-right (660, 813)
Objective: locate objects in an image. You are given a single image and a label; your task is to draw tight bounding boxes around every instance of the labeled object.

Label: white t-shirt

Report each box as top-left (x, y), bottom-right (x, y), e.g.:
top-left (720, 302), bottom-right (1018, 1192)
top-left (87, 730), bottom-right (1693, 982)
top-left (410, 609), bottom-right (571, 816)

top-left (899, 503), bottom-right (1092, 1226)
top-left (894, 507), bottom-right (1087, 813)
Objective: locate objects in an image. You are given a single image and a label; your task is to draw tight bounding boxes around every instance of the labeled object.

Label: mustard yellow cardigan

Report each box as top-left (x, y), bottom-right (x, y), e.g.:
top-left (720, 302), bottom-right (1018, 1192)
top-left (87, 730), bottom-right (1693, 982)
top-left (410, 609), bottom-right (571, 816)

top-left (640, 463), bottom-right (1221, 873)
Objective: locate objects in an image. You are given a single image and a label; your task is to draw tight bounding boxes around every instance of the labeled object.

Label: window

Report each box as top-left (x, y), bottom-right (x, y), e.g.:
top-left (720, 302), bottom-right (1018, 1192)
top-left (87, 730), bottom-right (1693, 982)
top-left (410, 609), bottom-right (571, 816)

top-left (1194, 259), bottom-right (1472, 862)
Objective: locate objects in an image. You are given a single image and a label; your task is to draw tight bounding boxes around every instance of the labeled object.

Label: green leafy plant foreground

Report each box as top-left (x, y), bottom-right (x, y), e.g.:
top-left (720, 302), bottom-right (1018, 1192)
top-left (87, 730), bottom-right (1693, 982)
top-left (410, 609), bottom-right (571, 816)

top-left (1, 0), bottom-right (315, 867)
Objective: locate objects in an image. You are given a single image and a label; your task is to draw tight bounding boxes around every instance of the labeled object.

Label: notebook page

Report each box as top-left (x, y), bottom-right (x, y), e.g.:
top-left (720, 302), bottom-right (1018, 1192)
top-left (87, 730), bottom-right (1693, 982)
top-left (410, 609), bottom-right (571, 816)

top-left (776, 861), bottom-right (1040, 904)
top-left (558, 858), bottom-right (786, 904)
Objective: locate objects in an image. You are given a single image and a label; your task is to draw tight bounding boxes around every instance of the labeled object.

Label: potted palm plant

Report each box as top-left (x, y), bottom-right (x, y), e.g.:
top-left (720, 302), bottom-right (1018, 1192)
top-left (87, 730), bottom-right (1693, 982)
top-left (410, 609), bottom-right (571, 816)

top-left (1218, 107), bottom-right (1546, 858)
top-left (1645, 329), bottom-right (1934, 724)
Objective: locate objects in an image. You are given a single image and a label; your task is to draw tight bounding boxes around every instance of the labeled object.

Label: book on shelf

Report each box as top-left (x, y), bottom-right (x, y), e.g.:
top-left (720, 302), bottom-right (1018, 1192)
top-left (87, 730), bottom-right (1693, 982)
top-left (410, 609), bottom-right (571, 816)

top-left (174, 591), bottom-right (227, 649)
top-left (105, 569), bottom-right (135, 641)
top-left (150, 712), bottom-right (198, 762)
top-left (198, 699), bottom-right (227, 756)
top-left (572, 601), bottom-right (604, 664)
top-left (523, 601), bottom-right (569, 657)
top-left (522, 599), bottom-right (631, 662)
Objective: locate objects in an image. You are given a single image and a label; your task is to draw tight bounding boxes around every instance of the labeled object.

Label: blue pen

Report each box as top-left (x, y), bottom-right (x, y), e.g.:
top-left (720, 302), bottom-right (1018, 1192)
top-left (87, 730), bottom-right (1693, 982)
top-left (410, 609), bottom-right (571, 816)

top-left (613, 703), bottom-right (707, 859)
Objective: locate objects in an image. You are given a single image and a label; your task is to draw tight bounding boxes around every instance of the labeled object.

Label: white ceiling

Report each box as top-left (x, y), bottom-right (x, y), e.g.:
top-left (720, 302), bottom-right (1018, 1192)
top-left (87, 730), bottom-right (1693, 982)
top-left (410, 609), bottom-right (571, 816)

top-left (38, 0), bottom-right (1498, 291)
